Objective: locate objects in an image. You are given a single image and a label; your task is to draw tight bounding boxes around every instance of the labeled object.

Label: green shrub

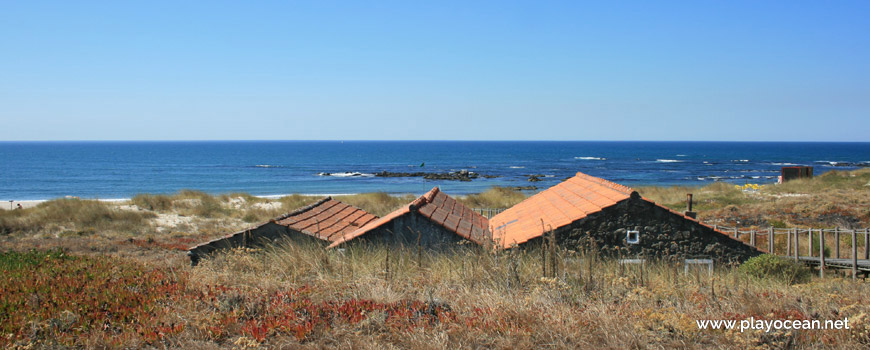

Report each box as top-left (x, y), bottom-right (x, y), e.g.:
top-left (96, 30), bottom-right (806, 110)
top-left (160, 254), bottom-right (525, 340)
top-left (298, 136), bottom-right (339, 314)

top-left (768, 220), bottom-right (787, 229)
top-left (739, 254), bottom-right (812, 284)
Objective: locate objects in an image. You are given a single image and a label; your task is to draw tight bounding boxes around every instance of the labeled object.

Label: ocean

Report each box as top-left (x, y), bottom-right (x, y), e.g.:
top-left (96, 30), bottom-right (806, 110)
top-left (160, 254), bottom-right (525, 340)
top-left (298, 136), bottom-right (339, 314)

top-left (1, 141), bottom-right (868, 200)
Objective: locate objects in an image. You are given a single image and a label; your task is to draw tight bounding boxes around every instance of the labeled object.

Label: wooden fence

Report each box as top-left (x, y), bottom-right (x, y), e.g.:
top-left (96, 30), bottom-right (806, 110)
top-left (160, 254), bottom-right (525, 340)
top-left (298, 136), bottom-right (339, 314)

top-left (711, 225), bottom-right (870, 279)
top-left (472, 208), bottom-right (506, 219)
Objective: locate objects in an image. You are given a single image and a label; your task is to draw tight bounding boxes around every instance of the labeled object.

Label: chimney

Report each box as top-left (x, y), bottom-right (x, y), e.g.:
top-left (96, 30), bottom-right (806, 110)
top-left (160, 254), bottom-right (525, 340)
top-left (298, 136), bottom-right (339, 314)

top-left (685, 193), bottom-right (697, 219)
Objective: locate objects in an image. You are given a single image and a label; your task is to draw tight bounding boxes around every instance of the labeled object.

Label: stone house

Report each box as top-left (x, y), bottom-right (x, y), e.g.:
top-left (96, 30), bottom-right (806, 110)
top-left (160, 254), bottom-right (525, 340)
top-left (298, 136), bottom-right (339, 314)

top-left (187, 197), bottom-right (378, 265)
top-left (488, 172), bottom-right (761, 263)
top-left (326, 187), bottom-right (491, 250)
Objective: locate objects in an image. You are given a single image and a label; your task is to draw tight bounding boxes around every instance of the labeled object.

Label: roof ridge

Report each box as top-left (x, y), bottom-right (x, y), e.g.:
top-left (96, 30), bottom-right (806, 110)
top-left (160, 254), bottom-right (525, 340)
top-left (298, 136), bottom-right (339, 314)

top-left (272, 196), bottom-right (332, 222)
top-left (411, 187), bottom-right (440, 208)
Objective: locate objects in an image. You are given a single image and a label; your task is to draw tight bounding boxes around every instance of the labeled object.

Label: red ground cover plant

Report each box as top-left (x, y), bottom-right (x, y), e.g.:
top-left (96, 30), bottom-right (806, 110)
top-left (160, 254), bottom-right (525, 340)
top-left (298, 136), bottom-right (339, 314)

top-left (0, 250), bottom-right (463, 348)
top-left (0, 249), bottom-right (185, 347)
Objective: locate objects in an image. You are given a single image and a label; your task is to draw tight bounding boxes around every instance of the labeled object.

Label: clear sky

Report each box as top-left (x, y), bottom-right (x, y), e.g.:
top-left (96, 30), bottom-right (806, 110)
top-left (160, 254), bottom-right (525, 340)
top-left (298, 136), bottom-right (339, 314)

top-left (1, 1), bottom-right (868, 141)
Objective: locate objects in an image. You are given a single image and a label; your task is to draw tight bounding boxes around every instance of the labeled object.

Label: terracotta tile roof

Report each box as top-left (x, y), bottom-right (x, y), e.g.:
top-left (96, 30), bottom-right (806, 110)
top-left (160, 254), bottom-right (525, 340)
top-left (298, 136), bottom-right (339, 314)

top-left (188, 197), bottom-right (377, 252)
top-left (489, 172), bottom-right (635, 248)
top-left (327, 187), bottom-right (490, 248)
top-left (275, 197), bottom-right (379, 242)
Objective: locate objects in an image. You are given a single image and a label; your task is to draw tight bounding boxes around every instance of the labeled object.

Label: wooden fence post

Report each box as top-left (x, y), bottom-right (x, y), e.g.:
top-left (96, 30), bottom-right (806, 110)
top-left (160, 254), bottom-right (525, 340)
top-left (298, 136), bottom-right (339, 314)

top-left (786, 228), bottom-right (791, 256)
top-left (734, 227), bottom-right (739, 239)
top-left (794, 228), bottom-right (800, 261)
top-left (865, 228), bottom-right (869, 260)
top-left (819, 229), bottom-right (825, 278)
top-left (852, 229), bottom-right (858, 280)
top-left (750, 230), bottom-right (756, 248)
top-left (808, 229), bottom-right (813, 258)
top-left (768, 227), bottom-right (774, 254)
top-left (835, 227), bottom-right (840, 259)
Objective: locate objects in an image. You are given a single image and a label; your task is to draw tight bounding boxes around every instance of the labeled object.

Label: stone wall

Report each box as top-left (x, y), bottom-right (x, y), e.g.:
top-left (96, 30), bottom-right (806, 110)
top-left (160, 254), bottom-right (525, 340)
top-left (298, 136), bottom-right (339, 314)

top-left (541, 193), bottom-right (760, 264)
top-left (339, 212), bottom-right (470, 250)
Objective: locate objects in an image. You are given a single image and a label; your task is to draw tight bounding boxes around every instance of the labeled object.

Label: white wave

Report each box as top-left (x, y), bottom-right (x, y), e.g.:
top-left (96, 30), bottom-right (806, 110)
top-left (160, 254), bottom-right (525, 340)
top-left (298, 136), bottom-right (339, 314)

top-left (656, 159), bottom-right (683, 163)
top-left (509, 166), bottom-right (525, 169)
top-left (676, 154), bottom-right (687, 157)
top-left (770, 162), bottom-right (798, 166)
top-left (254, 164), bottom-right (282, 168)
top-left (732, 159), bottom-right (750, 163)
top-left (317, 172), bottom-right (375, 177)
top-left (575, 156), bottom-right (606, 160)
top-left (815, 160), bottom-right (843, 166)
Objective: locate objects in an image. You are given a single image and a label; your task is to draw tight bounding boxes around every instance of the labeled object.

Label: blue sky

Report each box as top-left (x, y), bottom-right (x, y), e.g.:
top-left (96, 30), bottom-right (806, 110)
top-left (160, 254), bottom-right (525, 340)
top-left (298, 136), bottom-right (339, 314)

top-left (1, 1), bottom-right (868, 141)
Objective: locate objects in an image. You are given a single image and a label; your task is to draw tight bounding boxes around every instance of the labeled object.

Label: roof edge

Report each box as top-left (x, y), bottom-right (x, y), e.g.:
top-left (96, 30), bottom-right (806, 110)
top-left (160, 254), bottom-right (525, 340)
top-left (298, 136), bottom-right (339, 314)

top-left (272, 196), bottom-right (333, 222)
top-left (639, 196), bottom-right (762, 253)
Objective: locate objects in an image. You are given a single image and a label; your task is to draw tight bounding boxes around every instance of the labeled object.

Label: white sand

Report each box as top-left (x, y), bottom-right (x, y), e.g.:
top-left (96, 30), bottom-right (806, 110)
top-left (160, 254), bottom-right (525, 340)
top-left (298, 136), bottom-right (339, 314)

top-left (0, 200), bottom-right (44, 210)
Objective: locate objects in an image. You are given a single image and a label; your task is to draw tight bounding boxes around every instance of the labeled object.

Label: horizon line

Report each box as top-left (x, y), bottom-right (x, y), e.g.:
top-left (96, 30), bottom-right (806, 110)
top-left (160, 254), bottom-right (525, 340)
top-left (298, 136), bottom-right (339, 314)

top-left (1, 139), bottom-right (870, 143)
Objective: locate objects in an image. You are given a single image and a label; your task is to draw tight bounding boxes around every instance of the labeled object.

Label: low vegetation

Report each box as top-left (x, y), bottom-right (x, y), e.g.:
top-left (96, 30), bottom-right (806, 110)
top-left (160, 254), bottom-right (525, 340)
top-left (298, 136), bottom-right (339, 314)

top-left (458, 186), bottom-right (528, 209)
top-left (738, 254), bottom-right (813, 285)
top-left (3, 244), bottom-right (868, 349)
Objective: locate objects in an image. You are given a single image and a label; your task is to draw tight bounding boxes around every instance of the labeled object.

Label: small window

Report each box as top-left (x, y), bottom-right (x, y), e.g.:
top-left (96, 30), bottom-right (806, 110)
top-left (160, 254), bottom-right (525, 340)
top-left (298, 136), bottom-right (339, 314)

top-left (626, 230), bottom-right (640, 244)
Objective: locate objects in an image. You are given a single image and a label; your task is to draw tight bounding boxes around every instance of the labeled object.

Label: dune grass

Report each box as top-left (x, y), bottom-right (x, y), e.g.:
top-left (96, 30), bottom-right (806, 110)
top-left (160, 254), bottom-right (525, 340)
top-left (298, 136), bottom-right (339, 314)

top-left (334, 192), bottom-right (418, 217)
top-left (637, 168), bottom-right (870, 228)
top-left (637, 182), bottom-right (753, 212)
top-left (0, 198), bottom-right (154, 236)
top-left (456, 186), bottom-right (528, 209)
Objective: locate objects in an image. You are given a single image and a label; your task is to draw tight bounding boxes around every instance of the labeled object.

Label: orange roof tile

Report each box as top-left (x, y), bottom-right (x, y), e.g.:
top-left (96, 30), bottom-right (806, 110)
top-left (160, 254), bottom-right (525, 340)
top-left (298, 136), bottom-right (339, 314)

top-left (274, 197), bottom-right (379, 242)
top-left (489, 172), bottom-right (634, 248)
top-left (327, 187), bottom-right (491, 248)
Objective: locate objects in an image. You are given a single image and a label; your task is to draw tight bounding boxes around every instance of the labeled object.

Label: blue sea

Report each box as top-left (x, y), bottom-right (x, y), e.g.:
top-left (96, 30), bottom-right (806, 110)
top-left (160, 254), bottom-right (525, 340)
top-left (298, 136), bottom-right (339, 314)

top-left (1, 141), bottom-right (869, 200)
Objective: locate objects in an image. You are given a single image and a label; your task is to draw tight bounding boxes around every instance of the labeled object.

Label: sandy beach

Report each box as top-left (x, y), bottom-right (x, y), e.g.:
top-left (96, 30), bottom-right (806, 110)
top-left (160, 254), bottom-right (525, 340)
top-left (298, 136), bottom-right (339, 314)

top-left (1, 200), bottom-right (44, 210)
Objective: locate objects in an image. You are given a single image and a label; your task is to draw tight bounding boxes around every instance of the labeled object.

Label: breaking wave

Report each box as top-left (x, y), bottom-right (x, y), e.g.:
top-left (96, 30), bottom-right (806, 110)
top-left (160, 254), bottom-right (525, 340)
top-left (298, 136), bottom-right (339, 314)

top-left (656, 159), bottom-right (683, 163)
top-left (317, 172), bottom-right (375, 177)
top-left (575, 157), bottom-right (606, 160)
